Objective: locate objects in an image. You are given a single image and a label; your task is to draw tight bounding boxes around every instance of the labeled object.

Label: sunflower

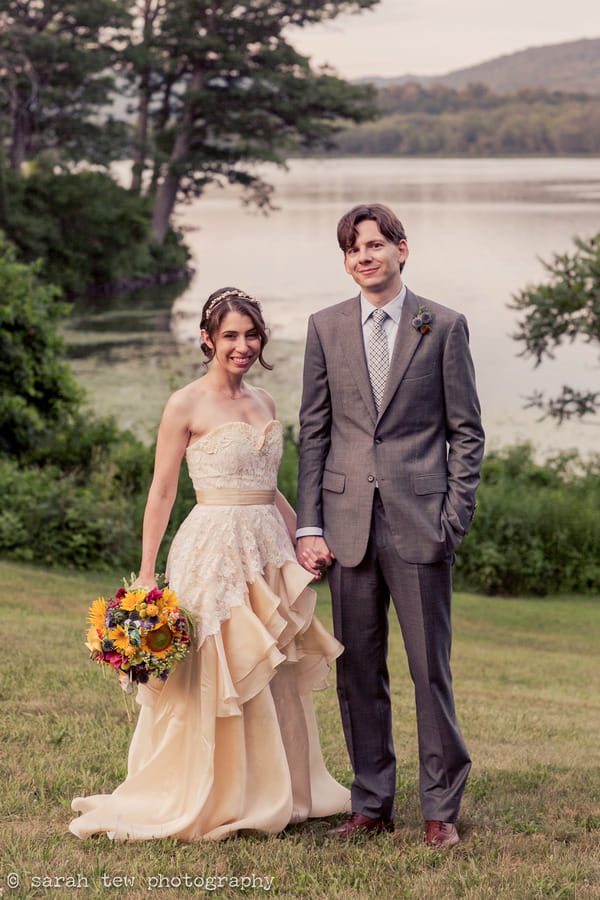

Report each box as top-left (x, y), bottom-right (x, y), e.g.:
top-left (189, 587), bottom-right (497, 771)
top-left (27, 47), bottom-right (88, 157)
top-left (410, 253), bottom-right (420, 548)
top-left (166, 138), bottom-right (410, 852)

top-left (142, 624), bottom-right (174, 657)
top-left (88, 598), bottom-right (107, 631)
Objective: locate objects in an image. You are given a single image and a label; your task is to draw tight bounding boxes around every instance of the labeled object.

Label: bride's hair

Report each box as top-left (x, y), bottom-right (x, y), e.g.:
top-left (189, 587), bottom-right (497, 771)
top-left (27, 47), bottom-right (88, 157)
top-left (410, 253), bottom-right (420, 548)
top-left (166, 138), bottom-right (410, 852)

top-left (200, 287), bottom-right (273, 370)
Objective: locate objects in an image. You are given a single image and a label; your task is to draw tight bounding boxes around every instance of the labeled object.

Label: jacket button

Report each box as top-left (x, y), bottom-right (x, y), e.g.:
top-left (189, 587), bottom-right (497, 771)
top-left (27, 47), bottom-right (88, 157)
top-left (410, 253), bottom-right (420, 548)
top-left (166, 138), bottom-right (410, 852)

top-left (367, 475), bottom-right (375, 483)
top-left (375, 438), bottom-right (382, 444)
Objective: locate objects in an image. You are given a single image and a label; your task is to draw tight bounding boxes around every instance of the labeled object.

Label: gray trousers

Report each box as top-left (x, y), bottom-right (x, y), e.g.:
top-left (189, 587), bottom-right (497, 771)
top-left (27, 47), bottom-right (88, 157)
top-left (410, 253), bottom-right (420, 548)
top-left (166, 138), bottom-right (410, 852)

top-left (328, 492), bottom-right (471, 823)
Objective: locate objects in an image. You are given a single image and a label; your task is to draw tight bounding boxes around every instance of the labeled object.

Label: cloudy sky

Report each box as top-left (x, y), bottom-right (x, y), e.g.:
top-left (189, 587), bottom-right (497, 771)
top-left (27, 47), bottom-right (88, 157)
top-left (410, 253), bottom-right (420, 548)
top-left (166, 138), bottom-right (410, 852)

top-left (287, 0), bottom-right (600, 79)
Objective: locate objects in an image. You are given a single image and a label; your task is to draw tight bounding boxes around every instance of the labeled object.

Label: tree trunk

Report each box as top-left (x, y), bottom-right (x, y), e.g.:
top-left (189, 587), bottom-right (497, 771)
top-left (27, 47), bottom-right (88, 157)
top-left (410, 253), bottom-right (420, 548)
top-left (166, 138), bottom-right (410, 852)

top-left (10, 104), bottom-right (29, 174)
top-left (130, 76), bottom-right (150, 195)
top-left (150, 166), bottom-right (181, 244)
top-left (150, 69), bottom-right (201, 245)
top-left (130, 0), bottom-right (158, 195)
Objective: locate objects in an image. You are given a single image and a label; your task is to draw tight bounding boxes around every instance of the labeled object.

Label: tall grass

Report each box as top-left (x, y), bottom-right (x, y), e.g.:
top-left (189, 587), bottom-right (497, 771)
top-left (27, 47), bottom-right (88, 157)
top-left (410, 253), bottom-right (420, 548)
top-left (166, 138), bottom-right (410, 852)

top-left (0, 560), bottom-right (598, 899)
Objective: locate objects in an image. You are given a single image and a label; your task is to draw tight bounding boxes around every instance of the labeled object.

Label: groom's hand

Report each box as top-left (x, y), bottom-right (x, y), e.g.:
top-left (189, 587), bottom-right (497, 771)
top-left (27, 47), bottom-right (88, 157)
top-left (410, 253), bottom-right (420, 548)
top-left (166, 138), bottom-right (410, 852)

top-left (296, 536), bottom-right (334, 580)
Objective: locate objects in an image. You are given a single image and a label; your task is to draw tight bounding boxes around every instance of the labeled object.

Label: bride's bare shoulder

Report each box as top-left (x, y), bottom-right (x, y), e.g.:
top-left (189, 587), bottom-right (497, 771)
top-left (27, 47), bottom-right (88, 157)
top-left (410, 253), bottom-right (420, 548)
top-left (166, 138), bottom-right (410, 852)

top-left (248, 384), bottom-right (276, 416)
top-left (163, 378), bottom-right (207, 418)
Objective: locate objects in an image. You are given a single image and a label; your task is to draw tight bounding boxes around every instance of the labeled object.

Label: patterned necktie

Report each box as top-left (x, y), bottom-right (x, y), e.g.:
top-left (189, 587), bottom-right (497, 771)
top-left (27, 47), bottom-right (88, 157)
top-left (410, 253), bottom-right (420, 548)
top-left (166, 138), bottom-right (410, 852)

top-left (367, 308), bottom-right (389, 411)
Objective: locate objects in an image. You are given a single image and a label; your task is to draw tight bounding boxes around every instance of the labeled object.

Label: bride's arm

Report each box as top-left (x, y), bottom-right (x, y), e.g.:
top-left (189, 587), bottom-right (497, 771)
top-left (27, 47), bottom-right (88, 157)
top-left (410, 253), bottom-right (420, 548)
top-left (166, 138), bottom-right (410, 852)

top-left (131, 393), bottom-right (190, 589)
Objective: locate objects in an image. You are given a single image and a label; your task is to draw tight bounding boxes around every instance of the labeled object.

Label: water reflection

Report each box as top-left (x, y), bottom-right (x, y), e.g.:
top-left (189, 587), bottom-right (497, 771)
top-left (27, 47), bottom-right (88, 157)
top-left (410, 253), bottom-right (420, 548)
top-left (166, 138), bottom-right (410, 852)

top-left (65, 280), bottom-right (186, 358)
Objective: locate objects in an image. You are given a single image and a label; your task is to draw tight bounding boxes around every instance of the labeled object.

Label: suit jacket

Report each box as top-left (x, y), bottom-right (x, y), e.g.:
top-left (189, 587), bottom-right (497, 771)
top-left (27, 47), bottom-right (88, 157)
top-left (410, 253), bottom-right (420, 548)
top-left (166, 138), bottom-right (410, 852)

top-left (297, 288), bottom-right (485, 567)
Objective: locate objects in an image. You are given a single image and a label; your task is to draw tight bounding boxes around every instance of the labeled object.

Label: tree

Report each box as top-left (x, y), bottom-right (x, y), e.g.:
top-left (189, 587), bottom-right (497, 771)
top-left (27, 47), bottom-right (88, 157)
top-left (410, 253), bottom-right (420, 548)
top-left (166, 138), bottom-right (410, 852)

top-left (0, 234), bottom-right (83, 458)
top-left (123, 0), bottom-right (380, 244)
top-left (0, 0), bottom-right (131, 173)
top-left (511, 233), bottom-right (600, 422)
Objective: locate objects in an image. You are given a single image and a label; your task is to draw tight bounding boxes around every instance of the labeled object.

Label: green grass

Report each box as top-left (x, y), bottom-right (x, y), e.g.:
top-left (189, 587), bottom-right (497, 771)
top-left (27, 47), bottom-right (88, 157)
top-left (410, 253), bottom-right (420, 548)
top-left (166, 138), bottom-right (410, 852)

top-left (0, 560), bottom-right (599, 899)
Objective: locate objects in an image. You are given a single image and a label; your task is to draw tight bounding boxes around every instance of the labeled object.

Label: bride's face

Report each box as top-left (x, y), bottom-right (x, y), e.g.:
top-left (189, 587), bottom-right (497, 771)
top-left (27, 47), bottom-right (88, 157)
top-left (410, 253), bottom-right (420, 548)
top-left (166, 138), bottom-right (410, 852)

top-left (202, 311), bottom-right (261, 374)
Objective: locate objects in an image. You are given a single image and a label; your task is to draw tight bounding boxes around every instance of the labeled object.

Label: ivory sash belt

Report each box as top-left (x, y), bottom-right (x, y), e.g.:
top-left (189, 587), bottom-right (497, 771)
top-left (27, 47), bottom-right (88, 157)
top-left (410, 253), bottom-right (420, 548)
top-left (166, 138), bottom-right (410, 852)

top-left (195, 488), bottom-right (276, 506)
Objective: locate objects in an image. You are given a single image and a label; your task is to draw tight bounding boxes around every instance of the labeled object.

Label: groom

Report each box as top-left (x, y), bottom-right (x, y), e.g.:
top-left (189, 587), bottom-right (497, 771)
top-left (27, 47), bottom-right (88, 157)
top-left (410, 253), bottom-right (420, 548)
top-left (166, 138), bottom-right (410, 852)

top-left (295, 203), bottom-right (484, 848)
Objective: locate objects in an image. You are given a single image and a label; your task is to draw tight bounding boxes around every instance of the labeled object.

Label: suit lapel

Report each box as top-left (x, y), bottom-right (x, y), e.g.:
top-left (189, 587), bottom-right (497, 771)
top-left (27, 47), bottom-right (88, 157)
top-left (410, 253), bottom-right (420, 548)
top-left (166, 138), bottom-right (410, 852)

top-left (377, 289), bottom-right (422, 420)
top-left (341, 296), bottom-right (378, 423)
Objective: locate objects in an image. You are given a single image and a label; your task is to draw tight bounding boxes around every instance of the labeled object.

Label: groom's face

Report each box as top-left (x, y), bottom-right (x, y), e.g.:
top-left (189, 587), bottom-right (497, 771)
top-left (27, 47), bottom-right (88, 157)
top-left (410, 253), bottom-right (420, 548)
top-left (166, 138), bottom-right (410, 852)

top-left (343, 219), bottom-right (408, 299)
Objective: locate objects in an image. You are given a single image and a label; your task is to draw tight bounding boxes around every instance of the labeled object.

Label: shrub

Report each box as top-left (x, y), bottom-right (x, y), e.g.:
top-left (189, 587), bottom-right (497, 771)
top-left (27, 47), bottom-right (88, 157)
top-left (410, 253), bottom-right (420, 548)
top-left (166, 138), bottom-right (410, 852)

top-left (0, 235), bottom-right (83, 460)
top-left (0, 459), bottom-right (135, 569)
top-left (277, 425), bottom-right (299, 508)
top-left (0, 170), bottom-right (189, 296)
top-left (455, 445), bottom-right (600, 595)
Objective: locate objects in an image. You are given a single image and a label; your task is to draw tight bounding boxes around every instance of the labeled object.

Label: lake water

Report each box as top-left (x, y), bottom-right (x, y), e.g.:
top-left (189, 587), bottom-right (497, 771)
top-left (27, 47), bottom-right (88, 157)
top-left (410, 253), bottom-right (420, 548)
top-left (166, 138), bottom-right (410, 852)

top-left (76, 158), bottom-right (600, 453)
top-left (167, 157), bottom-right (600, 456)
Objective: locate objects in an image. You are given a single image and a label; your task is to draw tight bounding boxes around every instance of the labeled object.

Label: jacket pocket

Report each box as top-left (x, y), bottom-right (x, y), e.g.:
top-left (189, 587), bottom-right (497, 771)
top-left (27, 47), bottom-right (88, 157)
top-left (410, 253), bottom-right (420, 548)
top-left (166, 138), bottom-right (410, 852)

top-left (413, 473), bottom-right (447, 495)
top-left (323, 469), bottom-right (346, 493)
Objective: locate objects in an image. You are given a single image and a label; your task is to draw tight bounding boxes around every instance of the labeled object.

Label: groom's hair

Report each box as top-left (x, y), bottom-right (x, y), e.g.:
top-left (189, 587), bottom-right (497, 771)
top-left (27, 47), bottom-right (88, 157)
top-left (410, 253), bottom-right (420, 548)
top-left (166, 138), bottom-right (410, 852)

top-left (337, 203), bottom-right (407, 271)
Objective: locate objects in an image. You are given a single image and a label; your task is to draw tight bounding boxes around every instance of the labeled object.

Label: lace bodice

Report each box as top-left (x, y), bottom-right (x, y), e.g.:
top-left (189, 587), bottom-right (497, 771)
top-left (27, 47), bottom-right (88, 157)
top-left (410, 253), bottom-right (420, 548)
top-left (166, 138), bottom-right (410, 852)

top-left (166, 420), bottom-right (295, 644)
top-left (185, 420), bottom-right (282, 492)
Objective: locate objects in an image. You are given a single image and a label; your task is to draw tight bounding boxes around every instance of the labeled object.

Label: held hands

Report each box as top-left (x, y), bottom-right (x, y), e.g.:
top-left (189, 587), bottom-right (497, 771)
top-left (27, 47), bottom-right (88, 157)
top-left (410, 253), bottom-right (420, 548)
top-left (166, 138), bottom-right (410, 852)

top-left (296, 536), bottom-right (335, 581)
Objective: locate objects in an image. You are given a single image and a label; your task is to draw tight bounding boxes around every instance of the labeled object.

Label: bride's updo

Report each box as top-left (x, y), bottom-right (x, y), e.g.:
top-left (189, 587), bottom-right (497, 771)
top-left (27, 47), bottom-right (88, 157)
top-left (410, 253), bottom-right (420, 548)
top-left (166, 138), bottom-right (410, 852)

top-left (200, 287), bottom-right (273, 370)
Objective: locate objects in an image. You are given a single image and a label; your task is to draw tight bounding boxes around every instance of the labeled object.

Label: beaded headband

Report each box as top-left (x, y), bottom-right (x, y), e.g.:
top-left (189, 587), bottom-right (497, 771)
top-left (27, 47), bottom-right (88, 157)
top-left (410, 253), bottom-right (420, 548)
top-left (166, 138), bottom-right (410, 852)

top-left (203, 289), bottom-right (262, 322)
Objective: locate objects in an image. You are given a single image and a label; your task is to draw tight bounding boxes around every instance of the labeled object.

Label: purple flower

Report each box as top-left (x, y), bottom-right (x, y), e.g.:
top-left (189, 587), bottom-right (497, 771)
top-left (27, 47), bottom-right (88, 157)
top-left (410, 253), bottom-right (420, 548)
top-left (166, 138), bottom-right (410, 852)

top-left (412, 305), bottom-right (433, 334)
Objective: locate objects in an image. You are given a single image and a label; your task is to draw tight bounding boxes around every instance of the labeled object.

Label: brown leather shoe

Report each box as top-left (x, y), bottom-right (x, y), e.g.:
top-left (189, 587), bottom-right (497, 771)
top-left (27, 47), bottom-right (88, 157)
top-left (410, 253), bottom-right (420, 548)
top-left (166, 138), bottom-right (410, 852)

top-left (425, 820), bottom-right (460, 849)
top-left (326, 812), bottom-right (395, 839)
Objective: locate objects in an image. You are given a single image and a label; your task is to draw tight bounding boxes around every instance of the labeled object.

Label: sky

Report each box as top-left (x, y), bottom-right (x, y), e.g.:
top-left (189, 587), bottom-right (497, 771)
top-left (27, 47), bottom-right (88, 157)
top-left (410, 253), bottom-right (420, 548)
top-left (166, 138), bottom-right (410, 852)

top-left (286, 0), bottom-right (600, 80)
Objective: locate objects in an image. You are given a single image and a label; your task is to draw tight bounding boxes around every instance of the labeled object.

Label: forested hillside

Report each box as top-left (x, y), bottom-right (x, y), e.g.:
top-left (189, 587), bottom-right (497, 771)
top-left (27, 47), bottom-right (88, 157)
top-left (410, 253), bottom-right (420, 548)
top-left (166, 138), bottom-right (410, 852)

top-left (333, 82), bottom-right (600, 155)
top-left (365, 37), bottom-right (600, 94)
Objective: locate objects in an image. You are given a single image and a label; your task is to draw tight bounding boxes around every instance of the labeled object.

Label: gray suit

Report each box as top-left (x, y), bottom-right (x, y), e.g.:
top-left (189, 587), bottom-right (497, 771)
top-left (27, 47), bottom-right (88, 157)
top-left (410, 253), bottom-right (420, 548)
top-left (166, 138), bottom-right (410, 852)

top-left (297, 287), bottom-right (484, 823)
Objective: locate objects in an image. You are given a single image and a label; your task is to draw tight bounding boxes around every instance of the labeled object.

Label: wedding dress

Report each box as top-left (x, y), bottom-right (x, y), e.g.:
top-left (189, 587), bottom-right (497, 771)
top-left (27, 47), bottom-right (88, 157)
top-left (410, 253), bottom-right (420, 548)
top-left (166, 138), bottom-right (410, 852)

top-left (70, 420), bottom-right (350, 840)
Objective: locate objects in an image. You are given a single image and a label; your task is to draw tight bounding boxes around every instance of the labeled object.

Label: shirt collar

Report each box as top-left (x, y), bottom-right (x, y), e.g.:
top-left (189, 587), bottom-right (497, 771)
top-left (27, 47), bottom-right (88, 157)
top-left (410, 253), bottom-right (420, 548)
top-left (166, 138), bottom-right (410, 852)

top-left (360, 285), bottom-right (406, 325)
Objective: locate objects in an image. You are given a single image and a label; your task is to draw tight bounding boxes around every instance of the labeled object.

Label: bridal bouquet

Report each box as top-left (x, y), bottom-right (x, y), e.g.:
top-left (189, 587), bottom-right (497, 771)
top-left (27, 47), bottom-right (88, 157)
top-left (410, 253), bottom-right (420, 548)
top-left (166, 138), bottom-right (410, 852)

top-left (85, 581), bottom-right (193, 694)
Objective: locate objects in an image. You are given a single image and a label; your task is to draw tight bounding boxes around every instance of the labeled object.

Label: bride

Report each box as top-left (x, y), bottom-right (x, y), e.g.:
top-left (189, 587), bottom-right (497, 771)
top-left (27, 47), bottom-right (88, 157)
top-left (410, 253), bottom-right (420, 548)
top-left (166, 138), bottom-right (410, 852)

top-left (69, 286), bottom-right (350, 841)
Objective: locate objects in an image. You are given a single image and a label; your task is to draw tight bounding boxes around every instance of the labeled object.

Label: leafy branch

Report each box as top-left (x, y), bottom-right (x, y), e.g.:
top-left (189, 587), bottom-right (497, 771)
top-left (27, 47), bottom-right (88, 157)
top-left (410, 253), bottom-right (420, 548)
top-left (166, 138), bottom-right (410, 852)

top-left (511, 234), bottom-right (600, 421)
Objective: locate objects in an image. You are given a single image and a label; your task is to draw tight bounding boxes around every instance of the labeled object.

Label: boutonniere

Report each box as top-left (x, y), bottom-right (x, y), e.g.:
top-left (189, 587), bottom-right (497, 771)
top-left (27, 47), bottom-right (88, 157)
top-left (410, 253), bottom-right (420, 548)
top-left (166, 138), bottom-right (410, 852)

top-left (412, 305), bottom-right (433, 334)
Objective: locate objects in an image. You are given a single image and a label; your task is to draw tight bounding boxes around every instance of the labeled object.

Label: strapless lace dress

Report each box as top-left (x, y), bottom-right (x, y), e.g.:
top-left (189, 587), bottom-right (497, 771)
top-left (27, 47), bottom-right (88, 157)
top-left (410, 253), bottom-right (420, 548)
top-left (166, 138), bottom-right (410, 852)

top-left (69, 421), bottom-right (350, 841)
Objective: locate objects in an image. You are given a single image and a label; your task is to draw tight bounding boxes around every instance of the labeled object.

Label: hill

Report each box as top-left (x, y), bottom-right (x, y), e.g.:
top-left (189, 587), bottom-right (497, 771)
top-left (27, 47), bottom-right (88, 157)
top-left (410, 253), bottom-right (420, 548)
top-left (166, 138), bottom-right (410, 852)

top-left (363, 37), bottom-right (600, 95)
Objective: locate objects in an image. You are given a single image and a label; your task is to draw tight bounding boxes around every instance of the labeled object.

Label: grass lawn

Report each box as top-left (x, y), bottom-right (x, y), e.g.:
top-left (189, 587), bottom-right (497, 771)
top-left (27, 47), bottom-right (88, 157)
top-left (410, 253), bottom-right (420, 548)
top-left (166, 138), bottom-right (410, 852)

top-left (0, 560), bottom-right (598, 899)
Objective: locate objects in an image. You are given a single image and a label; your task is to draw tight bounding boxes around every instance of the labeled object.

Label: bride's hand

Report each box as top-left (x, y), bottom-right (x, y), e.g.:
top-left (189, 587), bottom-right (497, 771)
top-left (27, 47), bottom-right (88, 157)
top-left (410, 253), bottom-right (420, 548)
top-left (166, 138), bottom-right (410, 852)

top-left (296, 536), bottom-right (334, 579)
top-left (129, 575), bottom-right (158, 591)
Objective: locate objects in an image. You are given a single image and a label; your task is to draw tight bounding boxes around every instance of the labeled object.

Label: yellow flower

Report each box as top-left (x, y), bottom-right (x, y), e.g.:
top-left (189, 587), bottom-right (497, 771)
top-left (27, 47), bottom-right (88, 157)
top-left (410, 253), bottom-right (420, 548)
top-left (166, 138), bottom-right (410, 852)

top-left (88, 598), bottom-right (107, 631)
top-left (146, 603), bottom-right (159, 617)
top-left (110, 626), bottom-right (133, 655)
top-left (120, 590), bottom-right (144, 612)
top-left (159, 588), bottom-right (179, 611)
top-left (85, 626), bottom-right (102, 653)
